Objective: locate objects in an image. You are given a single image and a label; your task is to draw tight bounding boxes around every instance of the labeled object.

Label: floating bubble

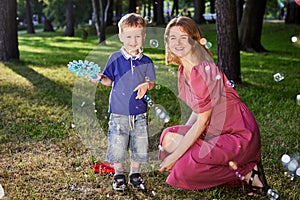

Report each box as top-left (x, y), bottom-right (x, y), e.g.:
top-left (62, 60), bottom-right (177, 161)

top-left (228, 161), bottom-right (245, 181)
top-left (149, 39), bottom-right (159, 48)
top-left (288, 159), bottom-right (298, 171)
top-left (267, 189), bottom-right (280, 200)
top-left (154, 105), bottom-right (170, 123)
top-left (155, 84), bottom-right (161, 90)
top-left (0, 184), bottom-right (4, 199)
top-left (205, 42), bottom-right (212, 49)
top-left (296, 167), bottom-right (300, 176)
top-left (281, 154), bottom-right (291, 164)
top-left (144, 16), bottom-right (152, 24)
top-left (296, 94), bottom-right (300, 106)
top-left (291, 35), bottom-right (300, 47)
top-left (226, 80), bottom-right (235, 88)
top-left (273, 72), bottom-right (284, 82)
top-left (200, 38), bottom-right (207, 45)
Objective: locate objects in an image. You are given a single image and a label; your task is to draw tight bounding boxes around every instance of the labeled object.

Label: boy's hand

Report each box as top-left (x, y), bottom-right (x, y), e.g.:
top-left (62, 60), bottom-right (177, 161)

top-left (134, 82), bottom-right (149, 99)
top-left (88, 74), bottom-right (102, 83)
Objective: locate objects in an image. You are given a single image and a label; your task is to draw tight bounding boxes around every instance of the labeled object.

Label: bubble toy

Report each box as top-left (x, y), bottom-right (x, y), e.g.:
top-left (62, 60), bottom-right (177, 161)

top-left (67, 60), bottom-right (101, 82)
top-left (92, 162), bottom-right (115, 173)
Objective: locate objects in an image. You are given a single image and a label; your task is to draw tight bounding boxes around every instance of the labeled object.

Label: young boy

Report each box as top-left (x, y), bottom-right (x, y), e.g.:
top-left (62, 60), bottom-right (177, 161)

top-left (91, 13), bottom-right (156, 190)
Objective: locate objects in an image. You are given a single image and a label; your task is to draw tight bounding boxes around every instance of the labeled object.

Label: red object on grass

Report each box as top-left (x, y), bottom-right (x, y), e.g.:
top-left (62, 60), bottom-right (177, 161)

top-left (92, 163), bottom-right (115, 173)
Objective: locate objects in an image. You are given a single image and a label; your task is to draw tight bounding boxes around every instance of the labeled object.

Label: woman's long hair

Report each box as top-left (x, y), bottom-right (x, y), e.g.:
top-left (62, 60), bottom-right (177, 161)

top-left (164, 16), bottom-right (213, 65)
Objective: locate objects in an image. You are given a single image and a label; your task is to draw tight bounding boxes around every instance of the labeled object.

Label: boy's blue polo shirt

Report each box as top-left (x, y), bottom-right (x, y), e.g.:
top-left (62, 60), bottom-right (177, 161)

top-left (103, 48), bottom-right (156, 115)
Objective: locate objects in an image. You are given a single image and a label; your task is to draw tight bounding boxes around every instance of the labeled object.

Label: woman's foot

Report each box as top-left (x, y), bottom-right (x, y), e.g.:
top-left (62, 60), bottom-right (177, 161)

top-left (244, 161), bottom-right (269, 197)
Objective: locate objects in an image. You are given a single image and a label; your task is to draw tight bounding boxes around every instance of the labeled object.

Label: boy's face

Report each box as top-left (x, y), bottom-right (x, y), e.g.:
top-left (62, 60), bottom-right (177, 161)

top-left (119, 27), bottom-right (146, 55)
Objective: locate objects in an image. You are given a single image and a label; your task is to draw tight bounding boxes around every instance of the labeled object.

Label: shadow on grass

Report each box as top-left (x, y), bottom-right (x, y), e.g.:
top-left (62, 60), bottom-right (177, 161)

top-left (5, 60), bottom-right (72, 106)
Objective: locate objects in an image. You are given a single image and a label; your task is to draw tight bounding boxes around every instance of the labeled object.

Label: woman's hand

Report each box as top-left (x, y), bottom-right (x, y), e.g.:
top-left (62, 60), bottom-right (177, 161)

top-left (158, 154), bottom-right (178, 172)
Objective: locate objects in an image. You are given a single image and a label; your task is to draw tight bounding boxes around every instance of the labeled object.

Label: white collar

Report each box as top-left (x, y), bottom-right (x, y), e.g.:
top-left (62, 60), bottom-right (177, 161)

top-left (121, 47), bottom-right (143, 60)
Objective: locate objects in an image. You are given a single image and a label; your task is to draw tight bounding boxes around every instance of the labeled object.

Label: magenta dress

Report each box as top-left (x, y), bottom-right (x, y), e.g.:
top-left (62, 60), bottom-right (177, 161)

top-left (159, 61), bottom-right (261, 190)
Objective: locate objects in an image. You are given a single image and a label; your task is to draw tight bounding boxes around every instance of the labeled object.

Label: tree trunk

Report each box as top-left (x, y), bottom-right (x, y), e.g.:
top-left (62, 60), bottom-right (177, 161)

top-left (115, 0), bottom-right (122, 20)
top-left (216, 0), bottom-right (241, 83)
top-left (210, 0), bottom-right (216, 13)
top-left (91, 0), bottom-right (101, 43)
top-left (285, 1), bottom-right (300, 24)
top-left (194, 0), bottom-right (206, 24)
top-left (0, 0), bottom-right (19, 61)
top-left (43, 17), bottom-right (55, 32)
top-left (236, 0), bottom-right (244, 24)
top-left (129, 0), bottom-right (136, 13)
top-left (171, 0), bottom-right (179, 16)
top-left (64, 0), bottom-right (75, 36)
top-left (239, 0), bottom-right (267, 52)
top-left (26, 0), bottom-right (35, 34)
top-left (154, 0), bottom-right (164, 25)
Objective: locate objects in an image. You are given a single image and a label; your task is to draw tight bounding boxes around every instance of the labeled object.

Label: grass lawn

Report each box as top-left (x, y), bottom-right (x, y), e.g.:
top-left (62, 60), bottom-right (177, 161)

top-left (0, 22), bottom-right (299, 199)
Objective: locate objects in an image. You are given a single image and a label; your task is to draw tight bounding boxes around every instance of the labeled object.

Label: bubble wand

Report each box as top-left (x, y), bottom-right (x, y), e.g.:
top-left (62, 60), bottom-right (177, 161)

top-left (67, 60), bottom-right (101, 82)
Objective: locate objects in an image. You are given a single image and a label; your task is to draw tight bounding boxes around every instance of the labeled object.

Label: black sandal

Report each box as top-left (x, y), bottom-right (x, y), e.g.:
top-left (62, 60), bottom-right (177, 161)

top-left (248, 160), bottom-right (270, 196)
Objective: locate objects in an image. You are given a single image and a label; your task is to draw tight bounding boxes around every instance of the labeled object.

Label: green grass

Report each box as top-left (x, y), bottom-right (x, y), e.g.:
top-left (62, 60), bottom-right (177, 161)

top-left (0, 22), bottom-right (300, 199)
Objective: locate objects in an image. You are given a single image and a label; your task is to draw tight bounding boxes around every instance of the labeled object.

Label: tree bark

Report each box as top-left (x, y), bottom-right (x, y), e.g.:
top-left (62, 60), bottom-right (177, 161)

top-left (194, 0), bottom-right (206, 24)
top-left (236, 0), bottom-right (244, 24)
top-left (43, 17), bottom-right (55, 32)
top-left (0, 0), bottom-right (19, 61)
top-left (171, 0), bottom-right (179, 16)
top-left (64, 0), bottom-right (75, 36)
top-left (285, 1), bottom-right (300, 24)
top-left (154, 0), bottom-right (164, 25)
top-left (26, 0), bottom-right (35, 34)
top-left (129, 0), bottom-right (136, 13)
top-left (216, 0), bottom-right (241, 83)
top-left (91, 0), bottom-right (101, 43)
top-left (239, 0), bottom-right (267, 52)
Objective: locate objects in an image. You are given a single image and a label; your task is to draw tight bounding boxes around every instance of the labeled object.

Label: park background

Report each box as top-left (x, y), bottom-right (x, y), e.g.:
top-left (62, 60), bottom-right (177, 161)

top-left (0, 0), bottom-right (300, 199)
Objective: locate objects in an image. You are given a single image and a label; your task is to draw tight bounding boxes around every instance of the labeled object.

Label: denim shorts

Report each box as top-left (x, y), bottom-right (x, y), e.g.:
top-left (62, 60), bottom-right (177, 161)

top-left (106, 113), bottom-right (149, 163)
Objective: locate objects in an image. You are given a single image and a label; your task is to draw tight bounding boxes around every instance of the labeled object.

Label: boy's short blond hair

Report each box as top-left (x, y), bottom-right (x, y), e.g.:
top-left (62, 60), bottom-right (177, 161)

top-left (118, 13), bottom-right (146, 33)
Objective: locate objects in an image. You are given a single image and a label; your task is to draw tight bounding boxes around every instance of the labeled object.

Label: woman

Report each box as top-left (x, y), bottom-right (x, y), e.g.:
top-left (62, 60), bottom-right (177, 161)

top-left (158, 16), bottom-right (270, 197)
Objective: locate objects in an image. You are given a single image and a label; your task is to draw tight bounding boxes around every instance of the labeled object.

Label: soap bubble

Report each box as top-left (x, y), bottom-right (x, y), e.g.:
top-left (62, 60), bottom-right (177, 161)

top-left (296, 94), bottom-right (300, 106)
top-left (273, 72), bottom-right (284, 82)
top-left (291, 35), bottom-right (300, 47)
top-left (149, 39), bottom-right (159, 48)
top-left (226, 80), bottom-right (235, 88)
top-left (144, 16), bottom-right (152, 24)
top-left (205, 42), bottom-right (212, 49)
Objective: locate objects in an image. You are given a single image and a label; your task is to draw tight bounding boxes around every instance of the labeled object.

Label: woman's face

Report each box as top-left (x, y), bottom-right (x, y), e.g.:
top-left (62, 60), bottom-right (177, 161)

top-left (167, 26), bottom-right (193, 59)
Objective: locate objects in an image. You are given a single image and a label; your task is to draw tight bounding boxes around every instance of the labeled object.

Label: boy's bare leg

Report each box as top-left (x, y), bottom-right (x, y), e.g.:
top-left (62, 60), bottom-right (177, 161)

top-left (114, 163), bottom-right (125, 175)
